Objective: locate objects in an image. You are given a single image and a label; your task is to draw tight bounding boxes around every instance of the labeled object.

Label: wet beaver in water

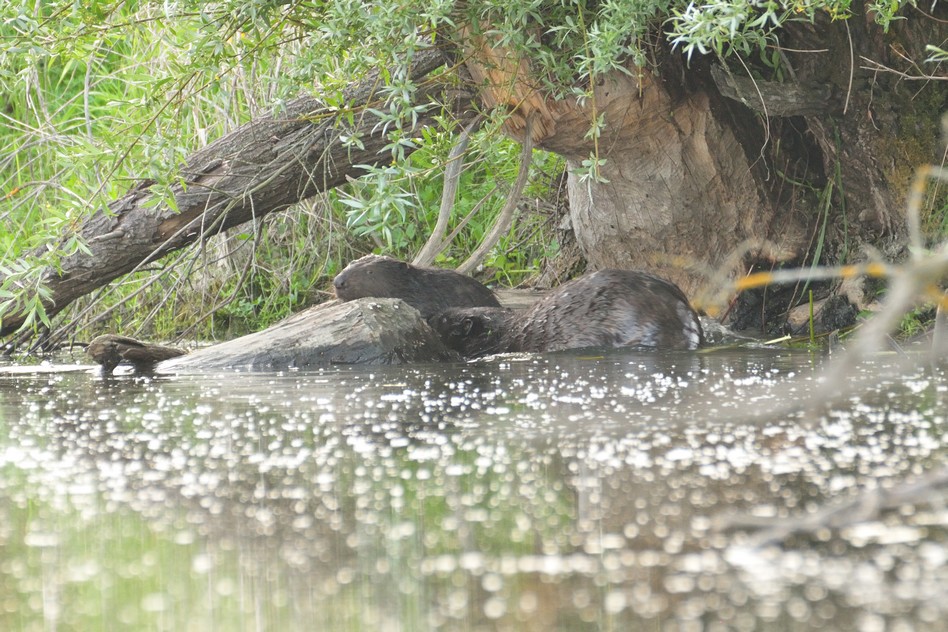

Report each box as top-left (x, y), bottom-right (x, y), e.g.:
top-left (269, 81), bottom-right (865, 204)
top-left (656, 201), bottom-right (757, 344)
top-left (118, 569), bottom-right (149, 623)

top-left (430, 269), bottom-right (703, 358)
top-left (86, 334), bottom-right (187, 374)
top-left (333, 255), bottom-right (501, 320)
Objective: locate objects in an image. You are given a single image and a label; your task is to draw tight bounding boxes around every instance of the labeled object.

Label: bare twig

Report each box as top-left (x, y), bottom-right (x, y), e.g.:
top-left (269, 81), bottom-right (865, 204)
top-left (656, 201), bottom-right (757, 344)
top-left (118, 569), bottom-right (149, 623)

top-left (413, 115), bottom-right (483, 266)
top-left (843, 21), bottom-right (854, 114)
top-left (859, 56), bottom-right (948, 81)
top-left (715, 465), bottom-right (948, 547)
top-left (457, 113), bottom-right (535, 275)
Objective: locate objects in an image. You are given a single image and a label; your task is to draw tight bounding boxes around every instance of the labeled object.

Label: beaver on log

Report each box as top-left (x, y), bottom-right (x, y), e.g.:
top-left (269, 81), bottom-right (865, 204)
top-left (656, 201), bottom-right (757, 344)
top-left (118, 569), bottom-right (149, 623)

top-left (333, 255), bottom-right (500, 320)
top-left (430, 269), bottom-right (704, 358)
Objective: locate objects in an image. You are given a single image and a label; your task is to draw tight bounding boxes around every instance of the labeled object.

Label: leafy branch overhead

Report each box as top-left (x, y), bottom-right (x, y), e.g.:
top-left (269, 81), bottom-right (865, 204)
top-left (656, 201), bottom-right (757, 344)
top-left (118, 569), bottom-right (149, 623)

top-left (0, 0), bottom-right (936, 342)
top-left (0, 43), bottom-right (477, 339)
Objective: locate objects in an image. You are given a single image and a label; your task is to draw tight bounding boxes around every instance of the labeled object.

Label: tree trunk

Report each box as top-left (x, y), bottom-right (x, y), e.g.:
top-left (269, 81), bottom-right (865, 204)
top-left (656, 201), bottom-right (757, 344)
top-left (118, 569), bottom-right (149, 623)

top-left (798, 9), bottom-right (947, 238)
top-left (4, 8), bottom-right (943, 341)
top-left (0, 48), bottom-right (474, 338)
top-left (560, 73), bottom-right (801, 299)
top-left (464, 6), bottom-right (946, 327)
top-left (462, 37), bottom-right (807, 302)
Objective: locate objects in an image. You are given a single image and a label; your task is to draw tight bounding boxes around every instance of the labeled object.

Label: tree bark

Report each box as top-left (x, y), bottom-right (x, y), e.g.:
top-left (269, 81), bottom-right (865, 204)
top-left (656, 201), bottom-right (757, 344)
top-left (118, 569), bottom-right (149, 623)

top-left (157, 298), bottom-right (457, 372)
top-left (561, 73), bottom-right (803, 299)
top-left (463, 40), bottom-right (805, 300)
top-left (0, 48), bottom-right (475, 338)
top-left (795, 9), bottom-right (947, 238)
top-left (463, 7), bottom-right (945, 325)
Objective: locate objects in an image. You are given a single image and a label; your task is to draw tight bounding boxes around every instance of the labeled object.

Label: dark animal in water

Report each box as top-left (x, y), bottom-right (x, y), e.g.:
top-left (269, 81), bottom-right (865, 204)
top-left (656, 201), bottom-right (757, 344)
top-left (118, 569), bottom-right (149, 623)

top-left (86, 334), bottom-right (186, 374)
top-left (333, 255), bottom-right (500, 320)
top-left (430, 269), bottom-right (703, 358)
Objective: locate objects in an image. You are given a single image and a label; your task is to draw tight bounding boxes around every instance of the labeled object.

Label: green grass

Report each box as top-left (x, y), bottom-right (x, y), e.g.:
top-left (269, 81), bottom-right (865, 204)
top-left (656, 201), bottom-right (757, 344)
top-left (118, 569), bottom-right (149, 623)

top-left (0, 3), bottom-right (562, 342)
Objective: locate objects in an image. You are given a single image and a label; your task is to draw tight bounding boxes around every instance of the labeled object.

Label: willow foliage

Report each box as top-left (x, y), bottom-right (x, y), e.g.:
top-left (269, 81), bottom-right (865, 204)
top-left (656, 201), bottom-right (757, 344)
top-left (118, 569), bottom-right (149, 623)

top-left (0, 0), bottom-right (915, 335)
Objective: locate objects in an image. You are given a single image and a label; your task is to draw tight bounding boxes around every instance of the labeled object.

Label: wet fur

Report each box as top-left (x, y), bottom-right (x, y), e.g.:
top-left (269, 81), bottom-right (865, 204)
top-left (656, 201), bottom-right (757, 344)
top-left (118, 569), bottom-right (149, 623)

top-left (431, 270), bottom-right (704, 358)
top-left (430, 307), bottom-right (517, 358)
top-left (333, 255), bottom-right (500, 320)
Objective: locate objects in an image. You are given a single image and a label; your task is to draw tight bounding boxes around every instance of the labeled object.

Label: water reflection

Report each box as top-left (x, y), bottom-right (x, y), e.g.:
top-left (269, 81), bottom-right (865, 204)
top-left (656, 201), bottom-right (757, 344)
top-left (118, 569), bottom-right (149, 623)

top-left (0, 348), bottom-right (945, 630)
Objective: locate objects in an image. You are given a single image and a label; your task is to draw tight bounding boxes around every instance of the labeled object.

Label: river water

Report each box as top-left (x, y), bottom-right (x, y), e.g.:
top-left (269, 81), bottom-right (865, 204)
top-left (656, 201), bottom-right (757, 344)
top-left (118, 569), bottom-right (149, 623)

top-left (0, 347), bottom-right (945, 631)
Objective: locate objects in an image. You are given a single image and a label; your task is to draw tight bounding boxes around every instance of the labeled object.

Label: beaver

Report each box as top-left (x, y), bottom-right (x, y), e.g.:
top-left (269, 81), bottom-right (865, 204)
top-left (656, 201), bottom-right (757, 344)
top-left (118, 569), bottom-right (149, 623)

top-left (333, 255), bottom-right (501, 320)
top-left (86, 334), bottom-right (187, 374)
top-left (430, 269), bottom-right (704, 358)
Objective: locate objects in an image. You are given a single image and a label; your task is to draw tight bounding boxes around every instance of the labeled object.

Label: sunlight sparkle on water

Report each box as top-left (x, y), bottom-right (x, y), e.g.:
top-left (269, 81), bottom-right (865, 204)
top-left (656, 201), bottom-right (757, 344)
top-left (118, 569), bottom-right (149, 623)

top-left (0, 349), bottom-right (945, 629)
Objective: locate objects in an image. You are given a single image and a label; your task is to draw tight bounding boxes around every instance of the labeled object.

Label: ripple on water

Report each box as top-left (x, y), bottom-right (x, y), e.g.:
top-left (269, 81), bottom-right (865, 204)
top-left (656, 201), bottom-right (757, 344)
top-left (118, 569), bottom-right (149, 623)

top-left (0, 349), bottom-right (946, 629)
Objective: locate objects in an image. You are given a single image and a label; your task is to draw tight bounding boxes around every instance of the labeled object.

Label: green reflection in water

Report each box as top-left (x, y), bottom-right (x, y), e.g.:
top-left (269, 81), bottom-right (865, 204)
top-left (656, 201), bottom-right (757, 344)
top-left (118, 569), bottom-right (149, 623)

top-left (0, 351), bottom-right (945, 630)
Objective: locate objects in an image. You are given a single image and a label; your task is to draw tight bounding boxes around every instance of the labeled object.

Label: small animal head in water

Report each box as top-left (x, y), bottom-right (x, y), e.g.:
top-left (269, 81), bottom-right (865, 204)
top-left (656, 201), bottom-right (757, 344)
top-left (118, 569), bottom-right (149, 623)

top-left (430, 307), bottom-right (513, 358)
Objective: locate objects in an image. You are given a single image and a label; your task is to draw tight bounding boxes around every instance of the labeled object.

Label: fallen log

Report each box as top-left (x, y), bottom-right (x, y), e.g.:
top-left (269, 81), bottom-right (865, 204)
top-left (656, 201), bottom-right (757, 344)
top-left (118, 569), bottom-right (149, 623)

top-left (86, 288), bottom-right (549, 374)
top-left (147, 298), bottom-right (457, 373)
top-left (1, 47), bottom-right (475, 340)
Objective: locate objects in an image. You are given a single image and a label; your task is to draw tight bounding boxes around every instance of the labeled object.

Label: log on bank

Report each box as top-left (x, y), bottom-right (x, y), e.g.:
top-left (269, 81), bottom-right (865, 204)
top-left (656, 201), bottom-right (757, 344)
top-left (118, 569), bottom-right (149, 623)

top-left (88, 298), bottom-right (458, 373)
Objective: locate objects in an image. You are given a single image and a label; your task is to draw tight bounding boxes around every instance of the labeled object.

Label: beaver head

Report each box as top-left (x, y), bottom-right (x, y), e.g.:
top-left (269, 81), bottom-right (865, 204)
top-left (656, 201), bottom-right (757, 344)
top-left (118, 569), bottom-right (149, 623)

top-left (333, 255), bottom-right (500, 320)
top-left (429, 307), bottom-right (516, 358)
top-left (333, 255), bottom-right (413, 301)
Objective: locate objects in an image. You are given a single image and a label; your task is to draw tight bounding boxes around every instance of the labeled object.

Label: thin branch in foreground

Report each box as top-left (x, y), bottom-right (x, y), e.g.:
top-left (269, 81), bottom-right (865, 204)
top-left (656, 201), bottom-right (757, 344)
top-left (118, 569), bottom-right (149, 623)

top-left (683, 165), bottom-right (948, 424)
top-left (714, 465), bottom-right (948, 548)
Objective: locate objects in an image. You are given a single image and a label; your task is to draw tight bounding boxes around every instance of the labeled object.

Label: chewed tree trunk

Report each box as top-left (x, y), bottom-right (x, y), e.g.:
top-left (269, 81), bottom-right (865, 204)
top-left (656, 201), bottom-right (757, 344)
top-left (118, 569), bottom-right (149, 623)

top-left (464, 10), bottom-right (945, 327)
top-left (560, 72), bottom-right (803, 299)
top-left (464, 45), bottom-right (808, 301)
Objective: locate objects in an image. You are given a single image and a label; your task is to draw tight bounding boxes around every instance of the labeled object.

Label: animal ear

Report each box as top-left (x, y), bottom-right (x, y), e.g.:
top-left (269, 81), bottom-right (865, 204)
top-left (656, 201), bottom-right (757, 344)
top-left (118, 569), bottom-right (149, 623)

top-left (461, 316), bottom-right (479, 336)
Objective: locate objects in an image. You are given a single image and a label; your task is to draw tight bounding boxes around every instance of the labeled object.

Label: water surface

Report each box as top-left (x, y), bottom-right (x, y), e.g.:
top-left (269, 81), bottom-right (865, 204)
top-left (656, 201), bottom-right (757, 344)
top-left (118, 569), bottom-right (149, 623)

top-left (0, 348), bottom-right (945, 630)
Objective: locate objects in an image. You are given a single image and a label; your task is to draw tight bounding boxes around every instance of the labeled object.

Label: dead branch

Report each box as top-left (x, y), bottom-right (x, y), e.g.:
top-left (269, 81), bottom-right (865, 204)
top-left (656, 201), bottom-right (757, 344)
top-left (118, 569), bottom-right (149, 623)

top-left (859, 55), bottom-right (948, 81)
top-left (710, 64), bottom-right (836, 116)
top-left (457, 113), bottom-right (535, 275)
top-left (413, 115), bottom-right (483, 267)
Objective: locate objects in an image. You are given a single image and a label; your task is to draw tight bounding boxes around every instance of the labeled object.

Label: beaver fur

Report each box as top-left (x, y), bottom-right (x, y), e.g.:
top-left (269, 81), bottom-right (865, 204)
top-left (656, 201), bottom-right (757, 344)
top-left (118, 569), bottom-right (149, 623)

top-left (430, 269), bottom-right (704, 358)
top-left (333, 255), bottom-right (500, 320)
top-left (87, 334), bottom-right (186, 374)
